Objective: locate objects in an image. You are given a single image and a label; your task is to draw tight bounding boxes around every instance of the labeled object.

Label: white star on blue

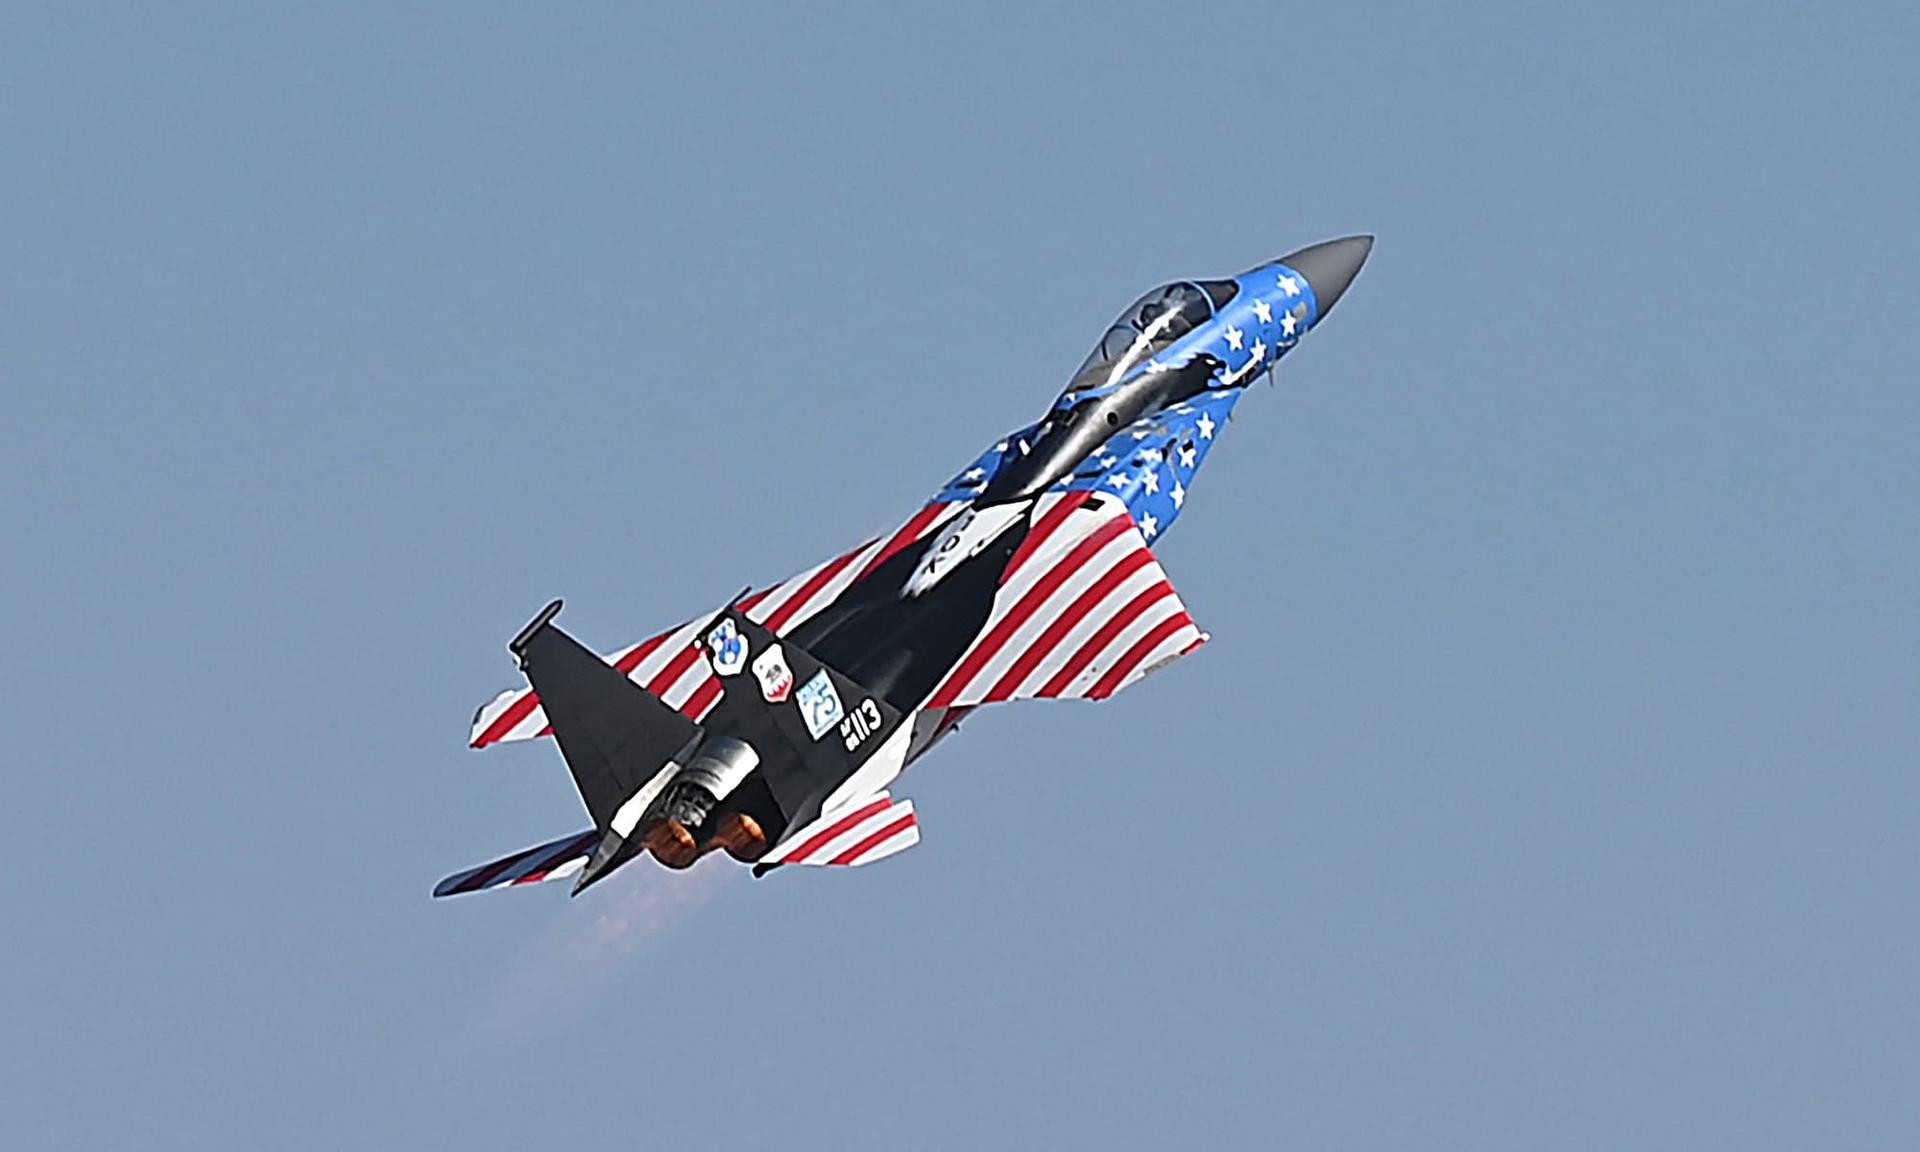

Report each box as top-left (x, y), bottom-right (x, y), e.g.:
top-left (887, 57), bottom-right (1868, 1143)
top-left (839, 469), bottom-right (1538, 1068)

top-left (930, 417), bottom-right (1043, 502)
top-left (1056, 386), bottom-right (1243, 543)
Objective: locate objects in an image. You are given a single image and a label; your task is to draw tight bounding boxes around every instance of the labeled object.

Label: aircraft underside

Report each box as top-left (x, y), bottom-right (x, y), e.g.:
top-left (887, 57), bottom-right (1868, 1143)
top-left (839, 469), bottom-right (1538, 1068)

top-left (437, 236), bottom-right (1372, 897)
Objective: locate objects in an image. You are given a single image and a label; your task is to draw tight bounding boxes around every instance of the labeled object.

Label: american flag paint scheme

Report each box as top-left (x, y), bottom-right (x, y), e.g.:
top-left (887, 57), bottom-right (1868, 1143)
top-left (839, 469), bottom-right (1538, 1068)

top-left (437, 237), bottom-right (1373, 898)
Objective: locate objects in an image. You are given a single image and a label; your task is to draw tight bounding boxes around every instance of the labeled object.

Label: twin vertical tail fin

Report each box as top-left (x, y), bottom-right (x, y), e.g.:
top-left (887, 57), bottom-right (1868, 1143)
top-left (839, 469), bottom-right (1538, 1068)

top-left (508, 600), bottom-right (702, 832)
top-left (692, 601), bottom-right (906, 828)
top-left (507, 601), bottom-right (711, 892)
top-left (439, 598), bottom-right (926, 897)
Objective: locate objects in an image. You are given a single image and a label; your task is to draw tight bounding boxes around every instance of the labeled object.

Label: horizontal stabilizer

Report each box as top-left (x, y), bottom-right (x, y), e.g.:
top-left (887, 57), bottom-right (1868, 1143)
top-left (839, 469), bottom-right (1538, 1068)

top-left (433, 829), bottom-right (597, 897)
top-left (759, 792), bottom-right (919, 869)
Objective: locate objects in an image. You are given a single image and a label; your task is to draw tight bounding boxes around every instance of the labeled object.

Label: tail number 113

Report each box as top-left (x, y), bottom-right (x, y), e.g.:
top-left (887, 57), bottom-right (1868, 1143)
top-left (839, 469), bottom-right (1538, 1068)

top-left (840, 698), bottom-right (883, 752)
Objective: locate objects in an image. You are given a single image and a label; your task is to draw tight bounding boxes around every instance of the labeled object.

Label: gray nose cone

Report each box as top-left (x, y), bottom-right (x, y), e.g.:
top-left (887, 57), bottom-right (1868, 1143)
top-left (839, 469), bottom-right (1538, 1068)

top-left (1279, 234), bottom-right (1374, 320)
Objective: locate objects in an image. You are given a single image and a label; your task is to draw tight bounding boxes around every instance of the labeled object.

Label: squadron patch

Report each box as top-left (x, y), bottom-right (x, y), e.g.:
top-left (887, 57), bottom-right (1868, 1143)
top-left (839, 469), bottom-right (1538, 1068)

top-left (795, 669), bottom-right (845, 741)
top-left (751, 643), bottom-right (794, 703)
top-left (705, 618), bottom-right (748, 676)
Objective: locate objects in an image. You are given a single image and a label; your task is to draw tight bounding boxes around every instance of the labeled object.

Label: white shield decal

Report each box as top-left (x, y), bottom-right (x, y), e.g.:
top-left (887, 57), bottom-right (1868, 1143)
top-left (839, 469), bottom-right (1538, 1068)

top-left (751, 643), bottom-right (794, 703)
top-left (705, 618), bottom-right (748, 677)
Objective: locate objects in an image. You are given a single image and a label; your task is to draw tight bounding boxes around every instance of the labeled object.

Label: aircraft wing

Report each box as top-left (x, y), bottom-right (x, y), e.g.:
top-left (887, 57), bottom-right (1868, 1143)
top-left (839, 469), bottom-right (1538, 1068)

top-left (469, 500), bottom-right (965, 749)
top-left (922, 488), bottom-right (1208, 707)
top-left (916, 388), bottom-right (1248, 707)
top-left (911, 390), bottom-right (1237, 709)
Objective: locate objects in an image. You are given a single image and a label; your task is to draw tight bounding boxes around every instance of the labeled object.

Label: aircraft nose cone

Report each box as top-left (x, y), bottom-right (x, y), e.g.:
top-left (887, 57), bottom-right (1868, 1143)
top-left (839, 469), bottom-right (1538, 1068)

top-left (1280, 234), bottom-right (1373, 320)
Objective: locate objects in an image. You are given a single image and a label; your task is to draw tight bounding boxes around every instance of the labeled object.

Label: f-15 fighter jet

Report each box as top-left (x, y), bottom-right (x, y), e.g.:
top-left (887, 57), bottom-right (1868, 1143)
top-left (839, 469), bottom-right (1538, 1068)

top-left (436, 236), bottom-right (1373, 897)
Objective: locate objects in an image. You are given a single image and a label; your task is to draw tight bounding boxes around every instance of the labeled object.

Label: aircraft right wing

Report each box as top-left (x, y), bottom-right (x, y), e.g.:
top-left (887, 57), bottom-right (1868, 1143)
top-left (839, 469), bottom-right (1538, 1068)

top-left (917, 388), bottom-right (1242, 708)
top-left (920, 488), bottom-right (1208, 707)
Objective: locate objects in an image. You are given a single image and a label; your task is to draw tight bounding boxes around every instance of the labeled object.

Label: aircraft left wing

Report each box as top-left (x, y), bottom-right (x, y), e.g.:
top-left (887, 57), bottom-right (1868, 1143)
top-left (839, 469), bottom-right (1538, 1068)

top-left (469, 501), bottom-right (965, 748)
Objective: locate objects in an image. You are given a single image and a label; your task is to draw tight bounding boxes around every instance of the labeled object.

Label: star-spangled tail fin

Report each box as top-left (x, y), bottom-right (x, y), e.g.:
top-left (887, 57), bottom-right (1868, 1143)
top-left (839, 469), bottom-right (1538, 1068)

top-left (923, 490), bottom-right (1208, 708)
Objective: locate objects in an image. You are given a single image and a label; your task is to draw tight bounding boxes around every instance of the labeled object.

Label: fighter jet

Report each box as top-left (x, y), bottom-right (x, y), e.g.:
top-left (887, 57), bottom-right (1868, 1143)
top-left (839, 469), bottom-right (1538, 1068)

top-left (436, 236), bottom-right (1373, 897)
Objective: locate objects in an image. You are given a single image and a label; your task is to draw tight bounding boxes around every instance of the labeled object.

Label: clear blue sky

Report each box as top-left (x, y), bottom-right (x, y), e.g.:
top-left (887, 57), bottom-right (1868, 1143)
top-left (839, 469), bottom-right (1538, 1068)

top-left (4, 3), bottom-right (1916, 1147)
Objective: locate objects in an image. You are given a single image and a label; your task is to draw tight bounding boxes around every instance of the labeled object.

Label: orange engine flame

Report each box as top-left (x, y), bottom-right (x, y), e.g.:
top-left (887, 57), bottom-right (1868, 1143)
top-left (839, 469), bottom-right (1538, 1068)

top-left (710, 812), bottom-right (769, 862)
top-left (643, 820), bottom-right (699, 870)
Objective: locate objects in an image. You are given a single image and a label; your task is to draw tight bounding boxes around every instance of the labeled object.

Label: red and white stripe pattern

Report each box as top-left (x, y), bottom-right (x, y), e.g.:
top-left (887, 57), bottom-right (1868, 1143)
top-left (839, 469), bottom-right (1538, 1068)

top-left (431, 828), bottom-right (598, 897)
top-left (762, 792), bottom-right (920, 868)
top-left (468, 502), bottom-right (962, 749)
top-left (924, 490), bottom-right (1207, 708)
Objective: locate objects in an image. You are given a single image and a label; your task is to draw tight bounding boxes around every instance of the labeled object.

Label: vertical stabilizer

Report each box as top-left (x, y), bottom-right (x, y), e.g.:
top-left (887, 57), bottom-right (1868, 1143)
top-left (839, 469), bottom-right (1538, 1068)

top-left (509, 601), bottom-right (704, 832)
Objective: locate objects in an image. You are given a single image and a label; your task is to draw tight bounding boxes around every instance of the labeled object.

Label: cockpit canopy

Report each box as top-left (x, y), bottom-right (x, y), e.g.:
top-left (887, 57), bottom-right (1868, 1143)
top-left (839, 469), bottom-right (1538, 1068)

top-left (1061, 279), bottom-right (1238, 401)
top-left (977, 277), bottom-right (1238, 505)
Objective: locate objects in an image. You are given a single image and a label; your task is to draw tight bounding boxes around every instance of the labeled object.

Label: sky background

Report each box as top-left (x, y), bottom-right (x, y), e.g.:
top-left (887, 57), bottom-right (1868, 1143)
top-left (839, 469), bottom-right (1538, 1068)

top-left (3, 3), bottom-right (1917, 1148)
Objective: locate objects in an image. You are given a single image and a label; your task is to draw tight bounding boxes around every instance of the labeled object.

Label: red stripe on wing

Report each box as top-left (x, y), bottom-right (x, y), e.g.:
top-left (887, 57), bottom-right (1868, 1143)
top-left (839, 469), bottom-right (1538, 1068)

top-left (682, 676), bottom-right (724, 721)
top-left (1037, 582), bottom-right (1177, 698)
top-left (615, 634), bottom-right (669, 675)
top-left (1088, 610), bottom-right (1195, 700)
top-left (763, 545), bottom-right (868, 633)
top-left (927, 514), bottom-right (1132, 708)
top-left (983, 547), bottom-right (1153, 701)
top-left (473, 692), bottom-right (541, 749)
top-left (856, 503), bottom-right (951, 582)
top-left (830, 810), bottom-right (917, 865)
top-left (1002, 495), bottom-right (1084, 581)
top-left (644, 643), bottom-right (703, 697)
